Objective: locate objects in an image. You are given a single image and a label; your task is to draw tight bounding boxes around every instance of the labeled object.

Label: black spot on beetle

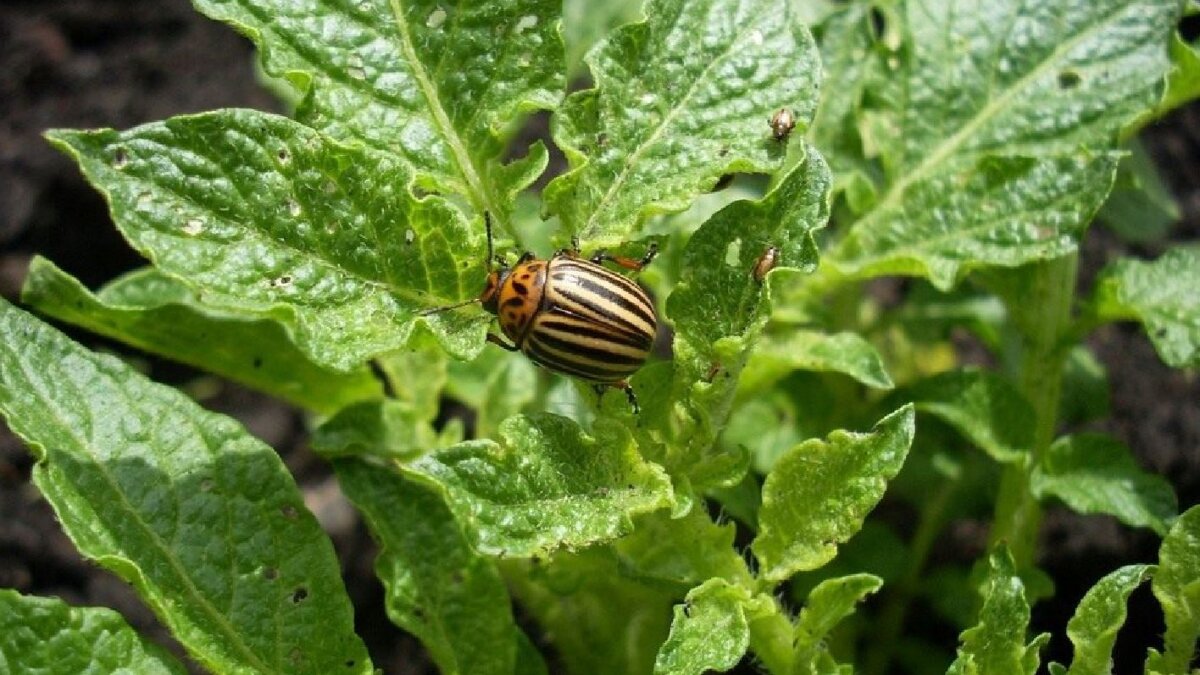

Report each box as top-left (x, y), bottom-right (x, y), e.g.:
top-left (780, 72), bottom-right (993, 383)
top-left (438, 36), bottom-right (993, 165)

top-left (512, 281), bottom-right (529, 295)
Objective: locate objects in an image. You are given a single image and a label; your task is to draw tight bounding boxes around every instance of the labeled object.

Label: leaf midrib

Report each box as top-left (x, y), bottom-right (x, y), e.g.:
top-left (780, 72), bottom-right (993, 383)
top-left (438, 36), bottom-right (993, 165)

top-left (841, 1), bottom-right (1146, 251)
top-left (388, 0), bottom-right (497, 220)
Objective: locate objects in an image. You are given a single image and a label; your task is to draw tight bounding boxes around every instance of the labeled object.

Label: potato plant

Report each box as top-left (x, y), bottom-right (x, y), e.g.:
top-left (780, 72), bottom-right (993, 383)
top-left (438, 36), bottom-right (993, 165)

top-left (2, 0), bottom-right (1199, 673)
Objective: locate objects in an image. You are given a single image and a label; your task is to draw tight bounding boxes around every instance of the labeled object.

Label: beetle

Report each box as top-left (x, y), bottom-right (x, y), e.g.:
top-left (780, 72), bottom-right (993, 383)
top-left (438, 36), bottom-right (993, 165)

top-left (753, 245), bottom-right (780, 282)
top-left (422, 214), bottom-right (658, 411)
top-left (768, 108), bottom-right (796, 142)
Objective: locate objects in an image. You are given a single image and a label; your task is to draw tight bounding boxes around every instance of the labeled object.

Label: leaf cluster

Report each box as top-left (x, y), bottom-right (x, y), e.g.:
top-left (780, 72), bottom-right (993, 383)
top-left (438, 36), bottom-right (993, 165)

top-left (2, 0), bottom-right (1200, 674)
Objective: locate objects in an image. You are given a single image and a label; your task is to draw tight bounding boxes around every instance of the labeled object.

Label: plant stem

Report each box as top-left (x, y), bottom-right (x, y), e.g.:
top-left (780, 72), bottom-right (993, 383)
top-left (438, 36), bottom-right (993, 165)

top-left (989, 253), bottom-right (1078, 569)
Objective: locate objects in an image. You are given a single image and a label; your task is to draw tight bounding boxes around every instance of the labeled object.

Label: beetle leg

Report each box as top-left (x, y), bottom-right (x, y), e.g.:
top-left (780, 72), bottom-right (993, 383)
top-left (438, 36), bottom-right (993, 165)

top-left (590, 243), bottom-right (659, 273)
top-left (592, 381), bottom-right (640, 413)
top-left (516, 251), bottom-right (536, 264)
top-left (486, 333), bottom-right (519, 352)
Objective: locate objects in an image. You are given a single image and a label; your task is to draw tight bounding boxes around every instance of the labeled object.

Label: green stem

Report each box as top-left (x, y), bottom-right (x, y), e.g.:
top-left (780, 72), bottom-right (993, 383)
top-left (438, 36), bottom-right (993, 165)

top-left (989, 253), bottom-right (1078, 569)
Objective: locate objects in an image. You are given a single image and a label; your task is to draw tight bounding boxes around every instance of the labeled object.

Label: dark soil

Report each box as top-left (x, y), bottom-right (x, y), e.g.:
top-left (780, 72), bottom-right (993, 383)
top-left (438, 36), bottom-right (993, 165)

top-left (1, 1), bottom-right (1197, 674)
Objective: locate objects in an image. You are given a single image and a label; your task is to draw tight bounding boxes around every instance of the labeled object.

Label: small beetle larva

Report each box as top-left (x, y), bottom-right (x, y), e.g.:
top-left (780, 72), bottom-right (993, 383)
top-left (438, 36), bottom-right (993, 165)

top-left (768, 108), bottom-right (796, 142)
top-left (753, 245), bottom-right (780, 282)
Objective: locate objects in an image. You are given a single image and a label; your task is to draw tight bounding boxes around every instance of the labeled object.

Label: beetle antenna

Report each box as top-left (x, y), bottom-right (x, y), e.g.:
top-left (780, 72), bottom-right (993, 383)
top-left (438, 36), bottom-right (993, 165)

top-left (417, 297), bottom-right (478, 316)
top-left (485, 211), bottom-right (496, 272)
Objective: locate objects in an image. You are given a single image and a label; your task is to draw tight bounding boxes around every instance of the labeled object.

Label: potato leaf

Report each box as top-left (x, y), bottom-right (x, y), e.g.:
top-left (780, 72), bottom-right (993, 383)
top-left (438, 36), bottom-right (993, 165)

top-left (405, 413), bottom-right (674, 557)
top-left (1051, 565), bottom-right (1153, 675)
top-left (48, 110), bottom-right (487, 371)
top-left (899, 368), bottom-right (1036, 463)
top-left (1091, 246), bottom-right (1200, 368)
top-left (193, 0), bottom-right (562, 214)
top-left (1032, 434), bottom-right (1177, 535)
top-left (21, 257), bottom-right (381, 415)
top-left (544, 0), bottom-right (821, 246)
top-left (753, 405), bottom-right (915, 582)
top-left (0, 298), bottom-right (370, 674)
top-left (1146, 505), bottom-right (1200, 675)
top-left (653, 579), bottom-right (758, 675)
top-left (827, 0), bottom-right (1182, 289)
top-left (0, 590), bottom-right (186, 675)
top-left (948, 546), bottom-right (1047, 675)
top-left (792, 574), bottom-right (884, 675)
top-left (334, 459), bottom-right (538, 675)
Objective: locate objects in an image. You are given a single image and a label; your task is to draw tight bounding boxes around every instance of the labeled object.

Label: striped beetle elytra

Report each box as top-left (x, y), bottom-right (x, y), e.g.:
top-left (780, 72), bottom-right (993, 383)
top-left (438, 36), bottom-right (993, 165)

top-left (422, 214), bottom-right (658, 411)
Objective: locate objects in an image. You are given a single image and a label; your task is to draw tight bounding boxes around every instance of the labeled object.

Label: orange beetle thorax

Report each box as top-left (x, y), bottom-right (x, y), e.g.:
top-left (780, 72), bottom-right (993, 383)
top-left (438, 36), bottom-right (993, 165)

top-left (489, 260), bottom-right (547, 345)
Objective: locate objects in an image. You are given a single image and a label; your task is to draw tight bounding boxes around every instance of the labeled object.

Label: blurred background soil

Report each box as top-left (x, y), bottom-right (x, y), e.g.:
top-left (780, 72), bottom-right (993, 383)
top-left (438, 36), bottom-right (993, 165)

top-left (0, 1), bottom-right (1197, 673)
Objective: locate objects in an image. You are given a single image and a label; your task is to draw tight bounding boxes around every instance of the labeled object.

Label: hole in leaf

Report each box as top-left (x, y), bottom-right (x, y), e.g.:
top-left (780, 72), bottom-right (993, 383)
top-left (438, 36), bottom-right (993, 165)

top-left (276, 148), bottom-right (290, 164)
top-left (292, 587), bottom-right (309, 603)
top-left (1057, 70), bottom-right (1082, 89)
top-left (426, 7), bottom-right (447, 28)
top-left (182, 218), bottom-right (204, 236)
top-left (285, 199), bottom-right (301, 217)
top-left (112, 147), bottom-right (129, 168)
top-left (724, 239), bottom-right (743, 267)
top-left (868, 7), bottom-right (887, 40)
top-left (405, 229), bottom-right (415, 245)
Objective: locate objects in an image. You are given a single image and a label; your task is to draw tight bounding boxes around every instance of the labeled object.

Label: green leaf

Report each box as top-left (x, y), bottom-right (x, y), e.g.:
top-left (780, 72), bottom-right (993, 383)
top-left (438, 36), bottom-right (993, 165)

top-left (808, 4), bottom-right (885, 208)
top-left (1031, 434), bottom-right (1177, 534)
top-left (828, 0), bottom-right (1182, 289)
top-left (0, 589), bottom-right (186, 674)
top-left (0, 298), bottom-right (370, 674)
top-left (405, 413), bottom-right (674, 557)
top-left (48, 110), bottom-right (488, 371)
top-left (947, 546), bottom-right (1047, 675)
top-left (668, 147), bottom-right (830, 362)
top-left (544, 0), bottom-right (821, 245)
top-left (1054, 565), bottom-right (1153, 675)
top-left (193, 0), bottom-right (562, 214)
top-left (1097, 141), bottom-right (1180, 243)
top-left (753, 405), bottom-right (915, 582)
top-left (1146, 505), bottom-right (1200, 675)
top-left (562, 0), bottom-right (644, 75)
top-left (1091, 246), bottom-right (1200, 368)
top-left (312, 399), bottom-right (440, 461)
top-left (1155, 32), bottom-right (1200, 121)
top-left (21, 257), bottom-right (381, 415)
top-left (505, 549), bottom-right (675, 675)
top-left (792, 574), bottom-right (883, 675)
top-left (614, 507), bottom-right (752, 589)
top-left (654, 579), bottom-right (754, 675)
top-left (445, 347), bottom-right (538, 440)
top-left (335, 459), bottom-right (537, 675)
top-left (739, 330), bottom-right (894, 396)
top-left (900, 368), bottom-right (1035, 463)
top-left (831, 152), bottom-right (1120, 290)
top-left (375, 341), bottom-right (450, 424)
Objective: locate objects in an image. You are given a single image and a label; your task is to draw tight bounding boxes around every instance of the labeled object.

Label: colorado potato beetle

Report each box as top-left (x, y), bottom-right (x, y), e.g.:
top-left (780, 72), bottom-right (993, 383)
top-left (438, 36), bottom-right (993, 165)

top-left (768, 108), bottom-right (796, 142)
top-left (422, 215), bottom-right (658, 411)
